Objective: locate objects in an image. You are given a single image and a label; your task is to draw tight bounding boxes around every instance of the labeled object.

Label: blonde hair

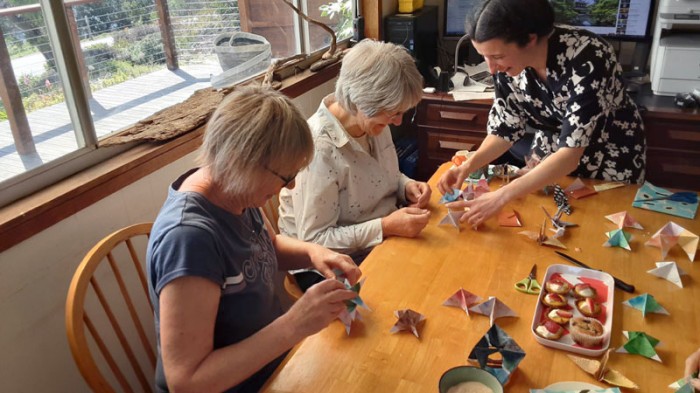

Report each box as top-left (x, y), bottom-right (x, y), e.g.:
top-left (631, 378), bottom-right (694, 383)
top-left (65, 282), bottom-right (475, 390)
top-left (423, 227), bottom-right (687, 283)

top-left (196, 85), bottom-right (313, 195)
top-left (335, 39), bottom-right (424, 117)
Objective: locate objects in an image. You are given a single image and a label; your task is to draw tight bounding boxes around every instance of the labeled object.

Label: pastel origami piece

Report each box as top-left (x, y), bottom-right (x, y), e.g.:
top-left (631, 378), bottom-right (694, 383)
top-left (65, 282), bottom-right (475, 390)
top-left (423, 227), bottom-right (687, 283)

top-left (647, 261), bottom-right (687, 288)
top-left (616, 331), bottom-right (662, 362)
top-left (498, 209), bottom-right (522, 227)
top-left (390, 309), bottom-right (425, 338)
top-left (623, 293), bottom-right (669, 317)
top-left (337, 277), bottom-right (370, 335)
top-left (553, 185), bottom-right (573, 215)
top-left (604, 228), bottom-right (633, 251)
top-left (519, 219), bottom-right (567, 249)
top-left (468, 324), bottom-right (526, 385)
top-left (462, 178), bottom-right (490, 201)
top-left (645, 222), bottom-right (698, 262)
top-left (632, 181), bottom-right (698, 219)
top-left (567, 349), bottom-right (639, 389)
top-left (565, 178), bottom-right (598, 199)
top-left (439, 209), bottom-right (463, 230)
top-left (594, 182), bottom-right (627, 192)
top-left (669, 372), bottom-right (698, 393)
top-left (605, 211), bottom-right (643, 230)
top-left (443, 288), bottom-right (483, 315)
top-left (469, 296), bottom-right (518, 326)
top-left (439, 188), bottom-right (462, 204)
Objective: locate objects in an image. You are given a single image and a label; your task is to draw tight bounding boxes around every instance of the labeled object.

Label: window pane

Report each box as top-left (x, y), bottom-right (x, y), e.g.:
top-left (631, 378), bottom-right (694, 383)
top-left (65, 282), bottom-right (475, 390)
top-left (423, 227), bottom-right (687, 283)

top-left (238, 0), bottom-right (301, 58)
top-left (306, 0), bottom-right (352, 54)
top-left (0, 5), bottom-right (85, 183)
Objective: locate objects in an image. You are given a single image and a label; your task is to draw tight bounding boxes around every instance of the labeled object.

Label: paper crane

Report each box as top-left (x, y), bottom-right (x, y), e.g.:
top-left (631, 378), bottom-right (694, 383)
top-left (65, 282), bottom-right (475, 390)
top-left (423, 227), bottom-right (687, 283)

top-left (337, 277), bottom-right (370, 334)
top-left (519, 219), bottom-right (567, 249)
top-left (469, 296), bottom-right (518, 326)
top-left (623, 293), bottom-right (669, 317)
top-left (616, 331), bottom-right (662, 362)
top-left (565, 178), bottom-right (598, 199)
top-left (568, 349), bottom-right (639, 389)
top-left (605, 211), bottom-right (643, 230)
top-left (542, 206), bottom-right (577, 238)
top-left (390, 309), bottom-right (426, 338)
top-left (645, 222), bottom-right (698, 262)
top-left (443, 288), bottom-right (483, 315)
top-left (468, 324), bottom-right (526, 385)
top-left (647, 261), bottom-right (687, 288)
top-left (553, 184), bottom-right (573, 215)
top-left (604, 228), bottom-right (633, 251)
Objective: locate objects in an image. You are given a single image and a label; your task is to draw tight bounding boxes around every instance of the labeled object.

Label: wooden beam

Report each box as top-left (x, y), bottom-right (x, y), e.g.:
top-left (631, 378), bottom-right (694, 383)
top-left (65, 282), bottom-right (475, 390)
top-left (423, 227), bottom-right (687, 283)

top-left (0, 25), bottom-right (36, 155)
top-left (154, 0), bottom-right (178, 70)
top-left (362, 0), bottom-right (382, 40)
top-left (65, 6), bottom-right (92, 99)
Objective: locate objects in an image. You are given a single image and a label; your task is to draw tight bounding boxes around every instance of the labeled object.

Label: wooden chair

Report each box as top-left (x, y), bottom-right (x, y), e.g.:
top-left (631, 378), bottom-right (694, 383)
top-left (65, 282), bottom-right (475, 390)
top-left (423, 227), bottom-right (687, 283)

top-left (260, 195), bottom-right (303, 301)
top-left (66, 223), bottom-right (156, 393)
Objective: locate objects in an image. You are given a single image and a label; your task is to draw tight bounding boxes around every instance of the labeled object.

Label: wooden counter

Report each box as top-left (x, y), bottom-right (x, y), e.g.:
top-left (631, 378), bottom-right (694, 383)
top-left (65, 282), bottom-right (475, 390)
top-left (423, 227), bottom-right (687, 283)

top-left (263, 163), bottom-right (699, 392)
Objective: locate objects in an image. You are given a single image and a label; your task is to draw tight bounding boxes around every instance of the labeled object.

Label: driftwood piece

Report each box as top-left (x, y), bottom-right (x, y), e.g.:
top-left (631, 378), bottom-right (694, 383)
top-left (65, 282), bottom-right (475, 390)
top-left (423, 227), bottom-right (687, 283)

top-left (100, 87), bottom-right (227, 146)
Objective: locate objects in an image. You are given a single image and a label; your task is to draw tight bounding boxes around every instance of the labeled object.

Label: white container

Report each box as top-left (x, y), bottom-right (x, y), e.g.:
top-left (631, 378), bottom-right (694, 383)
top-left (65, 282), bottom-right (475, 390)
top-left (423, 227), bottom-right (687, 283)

top-left (211, 32), bottom-right (271, 89)
top-left (530, 264), bottom-right (615, 357)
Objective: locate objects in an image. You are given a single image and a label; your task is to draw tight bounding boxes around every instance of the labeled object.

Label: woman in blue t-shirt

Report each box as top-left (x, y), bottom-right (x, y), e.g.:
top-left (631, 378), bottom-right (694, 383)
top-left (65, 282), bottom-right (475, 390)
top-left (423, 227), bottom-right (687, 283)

top-left (438, 0), bottom-right (646, 227)
top-left (147, 86), bottom-right (361, 393)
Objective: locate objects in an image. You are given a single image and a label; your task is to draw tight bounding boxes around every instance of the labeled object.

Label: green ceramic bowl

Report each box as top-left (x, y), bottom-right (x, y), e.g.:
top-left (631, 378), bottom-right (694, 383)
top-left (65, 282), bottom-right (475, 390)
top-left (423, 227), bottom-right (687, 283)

top-left (438, 366), bottom-right (504, 393)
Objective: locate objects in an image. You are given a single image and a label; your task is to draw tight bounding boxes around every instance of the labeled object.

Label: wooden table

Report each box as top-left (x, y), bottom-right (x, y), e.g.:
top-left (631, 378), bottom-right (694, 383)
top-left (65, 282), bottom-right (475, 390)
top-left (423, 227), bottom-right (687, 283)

top-left (263, 163), bottom-right (700, 392)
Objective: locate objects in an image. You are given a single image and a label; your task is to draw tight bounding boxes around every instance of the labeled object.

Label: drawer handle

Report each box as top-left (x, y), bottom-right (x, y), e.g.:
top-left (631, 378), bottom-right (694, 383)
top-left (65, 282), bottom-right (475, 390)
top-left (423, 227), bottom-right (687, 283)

top-left (439, 140), bottom-right (474, 151)
top-left (440, 111), bottom-right (477, 122)
top-left (668, 130), bottom-right (700, 142)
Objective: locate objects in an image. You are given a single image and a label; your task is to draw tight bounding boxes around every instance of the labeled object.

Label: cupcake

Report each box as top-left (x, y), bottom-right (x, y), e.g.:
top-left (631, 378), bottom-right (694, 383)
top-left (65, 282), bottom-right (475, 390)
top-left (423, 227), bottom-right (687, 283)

top-left (545, 278), bottom-right (571, 295)
top-left (535, 320), bottom-right (564, 340)
top-left (576, 298), bottom-right (602, 317)
top-left (542, 293), bottom-right (568, 308)
top-left (573, 283), bottom-right (597, 299)
top-left (547, 308), bottom-right (573, 324)
top-left (570, 317), bottom-right (605, 347)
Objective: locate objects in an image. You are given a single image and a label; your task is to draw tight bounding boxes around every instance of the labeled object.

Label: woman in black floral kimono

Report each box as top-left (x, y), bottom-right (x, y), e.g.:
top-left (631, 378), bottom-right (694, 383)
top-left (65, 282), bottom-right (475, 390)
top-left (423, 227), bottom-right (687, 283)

top-left (438, 0), bottom-right (646, 227)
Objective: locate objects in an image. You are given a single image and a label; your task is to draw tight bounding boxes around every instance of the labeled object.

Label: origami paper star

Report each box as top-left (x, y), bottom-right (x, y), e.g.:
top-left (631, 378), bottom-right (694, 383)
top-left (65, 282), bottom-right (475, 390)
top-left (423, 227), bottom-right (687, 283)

top-left (498, 209), bottom-right (522, 227)
top-left (337, 277), bottom-right (370, 334)
top-left (645, 222), bottom-right (698, 261)
top-left (604, 228), bottom-right (633, 251)
top-left (565, 178), bottom-right (598, 199)
top-left (469, 296), bottom-right (517, 326)
top-left (605, 211), bottom-right (643, 230)
top-left (519, 219), bottom-right (567, 249)
top-left (462, 178), bottom-right (490, 201)
top-left (389, 309), bottom-right (425, 338)
top-left (439, 188), bottom-right (462, 204)
top-left (568, 349), bottom-right (638, 389)
top-left (443, 288), bottom-right (483, 315)
top-left (616, 331), bottom-right (662, 362)
top-left (623, 293), bottom-right (669, 317)
top-left (553, 184), bottom-right (572, 215)
top-left (647, 261), bottom-right (687, 288)
top-left (467, 324), bottom-right (525, 385)
top-left (439, 209), bottom-right (463, 230)
top-left (594, 181), bottom-right (627, 192)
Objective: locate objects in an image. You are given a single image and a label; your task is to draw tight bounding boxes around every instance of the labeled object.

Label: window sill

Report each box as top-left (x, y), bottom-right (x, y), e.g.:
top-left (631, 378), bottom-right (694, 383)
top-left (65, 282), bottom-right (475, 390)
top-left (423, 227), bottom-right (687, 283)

top-left (0, 61), bottom-right (340, 253)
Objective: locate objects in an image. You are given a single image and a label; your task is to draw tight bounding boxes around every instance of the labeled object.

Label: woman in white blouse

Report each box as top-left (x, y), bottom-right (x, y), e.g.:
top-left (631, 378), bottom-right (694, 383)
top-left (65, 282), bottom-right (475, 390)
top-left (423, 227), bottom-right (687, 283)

top-left (278, 39), bottom-right (432, 262)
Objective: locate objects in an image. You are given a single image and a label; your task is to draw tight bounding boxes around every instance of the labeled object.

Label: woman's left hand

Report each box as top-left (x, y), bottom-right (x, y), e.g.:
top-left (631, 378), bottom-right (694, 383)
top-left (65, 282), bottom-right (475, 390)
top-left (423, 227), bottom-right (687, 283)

top-left (405, 181), bottom-right (432, 208)
top-left (446, 188), bottom-right (509, 228)
top-left (310, 247), bottom-right (361, 285)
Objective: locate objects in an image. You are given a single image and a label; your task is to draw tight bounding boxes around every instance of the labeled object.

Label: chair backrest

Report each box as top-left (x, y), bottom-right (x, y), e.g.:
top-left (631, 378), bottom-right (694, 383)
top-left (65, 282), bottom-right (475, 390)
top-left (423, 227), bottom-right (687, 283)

top-left (260, 194), bottom-right (281, 234)
top-left (66, 222), bottom-right (156, 393)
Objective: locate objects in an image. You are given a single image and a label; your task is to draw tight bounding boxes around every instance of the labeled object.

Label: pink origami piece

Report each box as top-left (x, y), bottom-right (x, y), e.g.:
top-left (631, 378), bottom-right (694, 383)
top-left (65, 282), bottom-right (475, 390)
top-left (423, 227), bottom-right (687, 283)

top-left (439, 209), bottom-right (463, 231)
top-left (605, 211), bottom-right (644, 230)
top-left (645, 222), bottom-right (698, 261)
top-left (565, 178), bottom-right (598, 199)
top-left (469, 296), bottom-right (518, 326)
top-left (462, 178), bottom-right (490, 201)
top-left (443, 288), bottom-right (483, 315)
top-left (390, 309), bottom-right (426, 338)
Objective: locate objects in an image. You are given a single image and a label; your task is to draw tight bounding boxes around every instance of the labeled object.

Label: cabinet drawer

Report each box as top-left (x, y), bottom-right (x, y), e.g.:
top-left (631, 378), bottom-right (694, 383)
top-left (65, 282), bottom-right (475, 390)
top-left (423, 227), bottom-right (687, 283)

top-left (645, 148), bottom-right (700, 190)
top-left (424, 130), bottom-right (484, 162)
top-left (644, 118), bottom-right (700, 151)
top-left (424, 103), bottom-right (490, 131)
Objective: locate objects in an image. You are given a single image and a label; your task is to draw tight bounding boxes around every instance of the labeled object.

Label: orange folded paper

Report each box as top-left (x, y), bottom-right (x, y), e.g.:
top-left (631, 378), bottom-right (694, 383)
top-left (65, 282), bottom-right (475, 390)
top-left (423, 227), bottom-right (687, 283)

top-left (499, 209), bottom-right (522, 227)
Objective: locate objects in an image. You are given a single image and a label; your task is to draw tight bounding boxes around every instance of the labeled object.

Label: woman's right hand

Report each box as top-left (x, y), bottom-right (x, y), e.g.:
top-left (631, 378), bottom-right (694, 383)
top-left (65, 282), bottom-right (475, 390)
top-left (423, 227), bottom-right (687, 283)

top-left (437, 166), bottom-right (468, 195)
top-left (286, 279), bottom-right (357, 340)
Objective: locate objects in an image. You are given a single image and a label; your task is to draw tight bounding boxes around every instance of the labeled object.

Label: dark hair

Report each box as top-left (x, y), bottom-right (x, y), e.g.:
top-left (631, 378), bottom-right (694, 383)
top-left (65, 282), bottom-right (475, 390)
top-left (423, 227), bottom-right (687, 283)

top-left (466, 0), bottom-right (554, 46)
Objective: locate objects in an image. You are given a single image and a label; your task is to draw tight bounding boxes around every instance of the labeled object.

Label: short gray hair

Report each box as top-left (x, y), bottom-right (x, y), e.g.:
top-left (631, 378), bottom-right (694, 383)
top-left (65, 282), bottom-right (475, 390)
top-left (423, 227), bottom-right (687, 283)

top-left (196, 85), bottom-right (313, 195)
top-left (335, 39), bottom-right (423, 117)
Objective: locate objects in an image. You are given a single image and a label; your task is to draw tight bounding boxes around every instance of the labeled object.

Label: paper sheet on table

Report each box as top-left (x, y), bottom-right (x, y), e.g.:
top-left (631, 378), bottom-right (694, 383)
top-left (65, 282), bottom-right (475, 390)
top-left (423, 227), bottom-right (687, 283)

top-left (450, 72), bottom-right (490, 92)
top-left (451, 91), bottom-right (495, 101)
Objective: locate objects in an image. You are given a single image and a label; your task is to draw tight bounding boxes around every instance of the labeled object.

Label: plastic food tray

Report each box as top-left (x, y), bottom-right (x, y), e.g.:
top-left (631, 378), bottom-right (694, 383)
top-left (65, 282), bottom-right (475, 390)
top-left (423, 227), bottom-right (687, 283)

top-left (531, 264), bottom-right (615, 356)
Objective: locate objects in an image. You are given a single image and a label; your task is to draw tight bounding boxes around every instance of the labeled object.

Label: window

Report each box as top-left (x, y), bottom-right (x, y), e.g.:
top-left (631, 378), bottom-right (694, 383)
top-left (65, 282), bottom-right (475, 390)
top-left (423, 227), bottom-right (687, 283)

top-left (0, 0), bottom-right (351, 207)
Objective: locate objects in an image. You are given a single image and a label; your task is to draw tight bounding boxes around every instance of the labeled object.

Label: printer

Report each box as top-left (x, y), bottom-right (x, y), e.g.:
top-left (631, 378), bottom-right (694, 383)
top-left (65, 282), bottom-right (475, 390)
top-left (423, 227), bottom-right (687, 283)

top-left (650, 0), bottom-right (700, 95)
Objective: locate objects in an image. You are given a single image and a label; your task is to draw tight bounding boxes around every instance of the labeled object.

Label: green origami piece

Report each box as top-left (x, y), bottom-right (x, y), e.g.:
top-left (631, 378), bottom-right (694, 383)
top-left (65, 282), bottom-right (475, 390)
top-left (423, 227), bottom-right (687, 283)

top-left (616, 331), bottom-right (661, 362)
top-left (604, 228), bottom-right (632, 251)
top-left (623, 293), bottom-right (669, 317)
top-left (669, 372), bottom-right (698, 393)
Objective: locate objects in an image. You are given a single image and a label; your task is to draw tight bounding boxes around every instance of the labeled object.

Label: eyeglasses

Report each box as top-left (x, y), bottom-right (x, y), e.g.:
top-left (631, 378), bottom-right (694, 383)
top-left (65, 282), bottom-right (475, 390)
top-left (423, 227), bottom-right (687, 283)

top-left (266, 166), bottom-right (297, 187)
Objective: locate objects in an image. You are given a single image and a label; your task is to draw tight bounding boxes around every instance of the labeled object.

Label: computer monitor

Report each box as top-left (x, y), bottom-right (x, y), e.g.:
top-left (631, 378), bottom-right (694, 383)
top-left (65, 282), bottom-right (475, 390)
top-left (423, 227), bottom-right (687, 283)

top-left (444, 0), bottom-right (655, 41)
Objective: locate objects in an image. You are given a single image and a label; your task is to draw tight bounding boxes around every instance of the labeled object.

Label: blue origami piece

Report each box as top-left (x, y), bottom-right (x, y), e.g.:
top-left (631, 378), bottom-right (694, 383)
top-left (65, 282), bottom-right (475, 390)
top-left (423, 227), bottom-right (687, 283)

top-left (439, 188), bottom-right (462, 204)
top-left (623, 293), bottom-right (669, 317)
top-left (468, 324), bottom-right (525, 385)
top-left (604, 228), bottom-right (633, 251)
top-left (335, 274), bottom-right (370, 335)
